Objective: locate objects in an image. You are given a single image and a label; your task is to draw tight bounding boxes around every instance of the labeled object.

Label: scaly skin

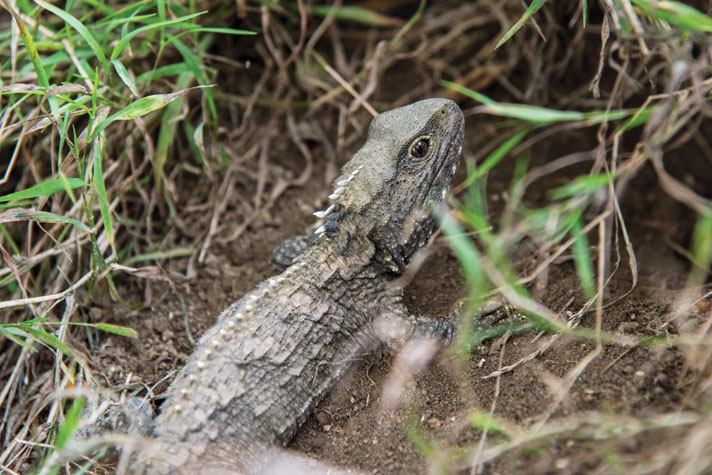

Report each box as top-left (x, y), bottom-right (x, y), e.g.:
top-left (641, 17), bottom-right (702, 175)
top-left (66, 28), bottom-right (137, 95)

top-left (142, 99), bottom-right (464, 473)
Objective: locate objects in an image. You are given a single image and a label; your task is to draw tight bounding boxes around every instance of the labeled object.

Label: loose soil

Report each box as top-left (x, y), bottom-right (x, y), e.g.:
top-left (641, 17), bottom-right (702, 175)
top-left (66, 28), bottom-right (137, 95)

top-left (82, 110), bottom-right (711, 474)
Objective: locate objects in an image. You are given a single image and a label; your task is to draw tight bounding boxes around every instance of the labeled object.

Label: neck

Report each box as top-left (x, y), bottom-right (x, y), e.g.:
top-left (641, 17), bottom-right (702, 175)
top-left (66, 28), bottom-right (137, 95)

top-left (326, 207), bottom-right (433, 275)
top-left (296, 214), bottom-right (402, 284)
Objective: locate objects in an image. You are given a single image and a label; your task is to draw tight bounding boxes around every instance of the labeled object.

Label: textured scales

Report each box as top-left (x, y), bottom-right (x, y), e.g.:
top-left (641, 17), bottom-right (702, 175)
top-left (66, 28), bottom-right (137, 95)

top-left (143, 99), bottom-right (465, 473)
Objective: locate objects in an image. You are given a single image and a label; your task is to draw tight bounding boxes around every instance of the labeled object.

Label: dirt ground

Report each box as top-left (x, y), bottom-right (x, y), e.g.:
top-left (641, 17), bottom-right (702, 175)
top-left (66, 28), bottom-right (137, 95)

top-left (81, 105), bottom-right (712, 474)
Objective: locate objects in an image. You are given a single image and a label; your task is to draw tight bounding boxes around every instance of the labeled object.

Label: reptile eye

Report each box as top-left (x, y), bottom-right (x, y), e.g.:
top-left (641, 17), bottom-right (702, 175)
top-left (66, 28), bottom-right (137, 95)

top-left (409, 136), bottom-right (431, 160)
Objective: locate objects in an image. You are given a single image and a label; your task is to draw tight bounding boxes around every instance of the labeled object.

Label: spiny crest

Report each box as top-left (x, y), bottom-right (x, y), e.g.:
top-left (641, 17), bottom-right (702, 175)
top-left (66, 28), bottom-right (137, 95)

top-left (312, 165), bottom-right (363, 236)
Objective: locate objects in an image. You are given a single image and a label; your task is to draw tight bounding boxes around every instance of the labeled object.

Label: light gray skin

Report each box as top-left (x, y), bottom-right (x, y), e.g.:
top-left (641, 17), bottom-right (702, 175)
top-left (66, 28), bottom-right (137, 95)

top-left (139, 99), bottom-right (465, 473)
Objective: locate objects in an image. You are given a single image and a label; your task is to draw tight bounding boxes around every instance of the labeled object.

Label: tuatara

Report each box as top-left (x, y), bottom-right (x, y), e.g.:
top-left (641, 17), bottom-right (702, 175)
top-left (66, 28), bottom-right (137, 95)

top-left (89, 98), bottom-right (485, 473)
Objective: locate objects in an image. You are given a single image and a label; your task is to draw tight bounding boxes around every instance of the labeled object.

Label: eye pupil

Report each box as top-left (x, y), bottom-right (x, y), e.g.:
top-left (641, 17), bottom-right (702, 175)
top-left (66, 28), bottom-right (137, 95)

top-left (411, 138), bottom-right (429, 159)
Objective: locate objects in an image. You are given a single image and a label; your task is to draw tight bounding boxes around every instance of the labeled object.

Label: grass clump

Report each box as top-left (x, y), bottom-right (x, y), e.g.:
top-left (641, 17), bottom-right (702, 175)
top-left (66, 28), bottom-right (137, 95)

top-left (1, 1), bottom-right (253, 470)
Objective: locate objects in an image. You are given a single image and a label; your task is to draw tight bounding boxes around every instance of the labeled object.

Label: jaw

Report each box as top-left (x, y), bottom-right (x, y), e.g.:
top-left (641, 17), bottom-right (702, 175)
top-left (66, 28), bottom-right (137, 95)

top-left (426, 115), bottom-right (464, 205)
top-left (399, 208), bottom-right (436, 261)
top-left (369, 117), bottom-right (464, 274)
top-left (366, 208), bottom-right (437, 275)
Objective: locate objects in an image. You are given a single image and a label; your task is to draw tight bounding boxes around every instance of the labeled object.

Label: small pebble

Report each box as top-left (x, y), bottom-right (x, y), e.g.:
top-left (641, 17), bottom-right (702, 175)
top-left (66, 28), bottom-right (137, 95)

top-left (426, 417), bottom-right (442, 429)
top-left (555, 458), bottom-right (569, 469)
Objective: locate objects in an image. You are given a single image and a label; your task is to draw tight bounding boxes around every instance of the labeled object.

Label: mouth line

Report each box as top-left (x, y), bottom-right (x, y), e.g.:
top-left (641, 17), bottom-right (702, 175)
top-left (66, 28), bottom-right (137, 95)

top-left (433, 119), bottom-right (463, 181)
top-left (421, 118), bottom-right (463, 205)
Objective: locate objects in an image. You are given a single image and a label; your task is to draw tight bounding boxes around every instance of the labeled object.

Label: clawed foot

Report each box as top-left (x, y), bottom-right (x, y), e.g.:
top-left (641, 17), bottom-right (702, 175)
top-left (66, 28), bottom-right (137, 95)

top-left (476, 303), bottom-right (527, 332)
top-left (406, 298), bottom-right (529, 351)
top-left (373, 296), bottom-right (530, 356)
top-left (453, 298), bottom-right (531, 352)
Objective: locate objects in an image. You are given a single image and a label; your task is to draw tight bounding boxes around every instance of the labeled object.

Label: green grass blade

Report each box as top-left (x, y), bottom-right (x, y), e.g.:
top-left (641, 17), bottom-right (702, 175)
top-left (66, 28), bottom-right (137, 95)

top-left (444, 80), bottom-right (636, 125)
top-left (0, 224), bottom-right (21, 255)
top-left (582, 109), bottom-right (632, 124)
top-left (617, 106), bottom-right (654, 133)
top-left (463, 163), bottom-right (489, 219)
top-left (308, 5), bottom-right (402, 27)
top-left (122, 247), bottom-right (192, 266)
top-left (0, 200), bottom-right (36, 210)
top-left (4, 3), bottom-right (50, 87)
top-left (467, 411), bottom-right (511, 440)
top-left (187, 27), bottom-right (256, 35)
top-left (108, 93), bottom-right (184, 119)
top-left (25, 326), bottom-right (74, 357)
top-left (689, 208), bottom-right (712, 277)
top-left (100, 13), bottom-right (157, 31)
top-left (65, 321), bottom-right (137, 337)
top-left (57, 173), bottom-right (79, 205)
top-left (92, 142), bottom-right (113, 252)
top-left (406, 425), bottom-right (436, 459)
top-left (485, 103), bottom-right (585, 123)
top-left (481, 103), bottom-right (631, 125)
top-left (135, 63), bottom-right (191, 85)
top-left (44, 396), bottom-right (86, 475)
top-left (443, 81), bottom-right (634, 125)
top-left (0, 177), bottom-right (87, 203)
top-left (157, 0), bottom-right (166, 45)
top-left (582, 0), bottom-right (588, 27)
top-left (549, 173), bottom-right (610, 199)
top-left (0, 327), bottom-right (35, 350)
top-left (631, 0), bottom-right (712, 32)
top-left (464, 128), bottom-right (530, 187)
top-left (91, 322), bottom-right (137, 337)
top-left (53, 397), bottom-right (85, 449)
top-left (11, 316), bottom-right (49, 326)
top-left (496, 0), bottom-right (548, 49)
top-left (0, 208), bottom-right (92, 232)
top-left (154, 73), bottom-right (192, 192)
top-left (90, 86), bottom-right (210, 140)
top-left (440, 80), bottom-right (495, 105)
top-left (110, 11), bottom-right (206, 61)
top-left (112, 59), bottom-right (138, 96)
top-left (35, 0), bottom-right (110, 71)
top-left (571, 217), bottom-right (595, 299)
top-left (172, 39), bottom-right (216, 121)
top-left (439, 211), bottom-right (485, 293)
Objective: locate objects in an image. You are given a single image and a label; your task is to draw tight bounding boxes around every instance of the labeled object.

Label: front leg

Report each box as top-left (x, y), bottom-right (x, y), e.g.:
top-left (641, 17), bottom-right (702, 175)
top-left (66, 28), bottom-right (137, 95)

top-left (376, 298), bottom-right (527, 408)
top-left (411, 314), bottom-right (456, 343)
top-left (374, 295), bottom-right (525, 350)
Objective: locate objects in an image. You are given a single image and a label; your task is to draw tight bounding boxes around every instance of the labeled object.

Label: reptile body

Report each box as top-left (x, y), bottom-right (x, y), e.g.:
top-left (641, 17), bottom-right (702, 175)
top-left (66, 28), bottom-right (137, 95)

top-left (134, 98), bottom-right (464, 472)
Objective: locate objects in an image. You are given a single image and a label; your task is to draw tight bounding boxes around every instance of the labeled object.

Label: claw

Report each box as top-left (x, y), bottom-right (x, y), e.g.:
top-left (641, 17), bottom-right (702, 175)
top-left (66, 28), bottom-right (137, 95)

top-left (475, 304), bottom-right (527, 333)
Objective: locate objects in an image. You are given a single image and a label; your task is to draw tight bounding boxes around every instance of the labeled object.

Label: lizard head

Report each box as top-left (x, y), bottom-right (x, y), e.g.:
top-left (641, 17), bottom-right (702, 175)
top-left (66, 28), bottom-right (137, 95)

top-left (322, 98), bottom-right (464, 273)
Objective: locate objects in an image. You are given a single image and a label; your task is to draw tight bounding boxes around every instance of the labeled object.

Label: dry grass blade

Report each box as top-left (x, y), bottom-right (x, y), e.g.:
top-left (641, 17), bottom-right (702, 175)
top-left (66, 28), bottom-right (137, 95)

top-left (460, 411), bottom-right (701, 470)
